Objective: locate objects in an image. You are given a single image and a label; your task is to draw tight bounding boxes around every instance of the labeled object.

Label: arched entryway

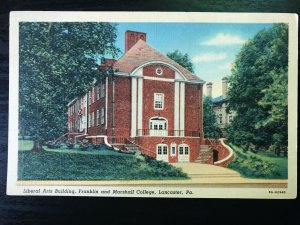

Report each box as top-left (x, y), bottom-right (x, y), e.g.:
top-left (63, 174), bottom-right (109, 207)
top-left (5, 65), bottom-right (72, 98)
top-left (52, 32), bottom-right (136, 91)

top-left (149, 117), bottom-right (168, 136)
top-left (213, 149), bottom-right (219, 162)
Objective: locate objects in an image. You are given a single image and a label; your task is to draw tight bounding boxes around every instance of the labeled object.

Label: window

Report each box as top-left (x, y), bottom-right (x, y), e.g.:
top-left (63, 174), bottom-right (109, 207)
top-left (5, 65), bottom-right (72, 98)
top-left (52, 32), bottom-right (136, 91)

top-left (89, 90), bottom-right (91, 105)
top-left (101, 82), bottom-right (105, 98)
top-left (155, 67), bottom-right (163, 75)
top-left (96, 110), bottom-right (99, 126)
top-left (154, 93), bottom-right (164, 110)
top-left (170, 143), bottom-right (176, 156)
top-left (149, 117), bottom-right (168, 136)
top-left (92, 87), bottom-right (95, 103)
top-left (157, 146), bottom-right (162, 155)
top-left (97, 85), bottom-right (100, 100)
top-left (219, 114), bottom-right (222, 124)
top-left (179, 146), bottom-right (184, 155)
top-left (91, 112), bottom-right (94, 127)
top-left (101, 107), bottom-right (105, 124)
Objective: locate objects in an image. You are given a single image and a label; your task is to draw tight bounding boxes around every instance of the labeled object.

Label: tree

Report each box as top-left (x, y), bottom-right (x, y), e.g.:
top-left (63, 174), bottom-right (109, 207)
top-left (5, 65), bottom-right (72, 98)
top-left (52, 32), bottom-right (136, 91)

top-left (167, 50), bottom-right (194, 73)
top-left (19, 22), bottom-right (120, 151)
top-left (203, 96), bottom-right (221, 140)
top-left (227, 24), bottom-right (288, 153)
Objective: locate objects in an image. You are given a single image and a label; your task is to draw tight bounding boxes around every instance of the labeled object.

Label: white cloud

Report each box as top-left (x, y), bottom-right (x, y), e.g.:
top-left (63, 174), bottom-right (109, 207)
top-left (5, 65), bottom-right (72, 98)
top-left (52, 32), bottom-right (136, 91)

top-left (202, 33), bottom-right (246, 46)
top-left (218, 62), bottom-right (232, 70)
top-left (192, 52), bottom-right (227, 63)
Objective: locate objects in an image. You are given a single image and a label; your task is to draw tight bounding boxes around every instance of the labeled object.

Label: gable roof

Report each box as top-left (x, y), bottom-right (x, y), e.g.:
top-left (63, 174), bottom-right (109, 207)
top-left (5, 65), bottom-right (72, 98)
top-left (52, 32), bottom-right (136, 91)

top-left (113, 40), bottom-right (203, 82)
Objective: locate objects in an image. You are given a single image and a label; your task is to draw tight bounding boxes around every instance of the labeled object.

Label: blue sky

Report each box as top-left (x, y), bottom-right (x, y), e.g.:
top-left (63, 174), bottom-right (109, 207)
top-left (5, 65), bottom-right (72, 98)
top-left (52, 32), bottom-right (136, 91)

top-left (114, 23), bottom-right (272, 97)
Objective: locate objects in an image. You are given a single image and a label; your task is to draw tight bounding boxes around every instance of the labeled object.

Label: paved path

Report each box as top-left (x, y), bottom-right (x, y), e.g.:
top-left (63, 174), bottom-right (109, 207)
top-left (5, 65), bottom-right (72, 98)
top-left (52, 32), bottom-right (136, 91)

top-left (172, 163), bottom-right (240, 178)
top-left (18, 163), bottom-right (288, 188)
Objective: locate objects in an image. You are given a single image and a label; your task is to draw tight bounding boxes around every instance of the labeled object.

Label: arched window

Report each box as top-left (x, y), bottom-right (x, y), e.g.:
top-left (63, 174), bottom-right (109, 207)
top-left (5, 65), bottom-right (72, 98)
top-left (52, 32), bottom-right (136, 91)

top-left (149, 117), bottom-right (168, 136)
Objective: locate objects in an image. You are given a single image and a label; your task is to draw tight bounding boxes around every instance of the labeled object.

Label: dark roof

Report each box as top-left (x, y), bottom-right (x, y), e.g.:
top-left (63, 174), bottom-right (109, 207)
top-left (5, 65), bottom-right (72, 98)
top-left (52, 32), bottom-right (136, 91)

top-left (113, 40), bottom-right (203, 82)
top-left (212, 96), bottom-right (227, 104)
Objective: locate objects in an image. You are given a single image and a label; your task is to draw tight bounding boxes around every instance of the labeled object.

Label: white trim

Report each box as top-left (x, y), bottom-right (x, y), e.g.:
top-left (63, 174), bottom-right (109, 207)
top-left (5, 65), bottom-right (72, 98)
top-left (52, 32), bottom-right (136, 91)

top-left (131, 77), bottom-right (137, 137)
top-left (156, 143), bottom-right (168, 162)
top-left (67, 97), bottom-right (77, 107)
top-left (137, 77), bottom-right (143, 131)
top-left (179, 82), bottom-right (185, 136)
top-left (144, 76), bottom-right (174, 82)
top-left (105, 76), bottom-right (108, 129)
top-left (174, 81), bottom-right (180, 136)
top-left (170, 143), bottom-right (177, 156)
top-left (131, 60), bottom-right (187, 80)
top-left (214, 139), bottom-right (234, 165)
top-left (154, 93), bottom-right (164, 110)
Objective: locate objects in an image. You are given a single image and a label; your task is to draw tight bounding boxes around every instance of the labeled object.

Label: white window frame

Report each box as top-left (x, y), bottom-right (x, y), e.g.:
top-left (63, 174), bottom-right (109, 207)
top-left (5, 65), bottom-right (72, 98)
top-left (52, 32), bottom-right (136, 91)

top-left (101, 82), bottom-right (105, 98)
top-left (92, 87), bottom-right (95, 103)
top-left (170, 143), bottom-right (177, 156)
top-left (96, 85), bottom-right (100, 100)
top-left (101, 107), bottom-right (105, 125)
top-left (96, 110), bottom-right (99, 126)
top-left (154, 93), bottom-right (164, 110)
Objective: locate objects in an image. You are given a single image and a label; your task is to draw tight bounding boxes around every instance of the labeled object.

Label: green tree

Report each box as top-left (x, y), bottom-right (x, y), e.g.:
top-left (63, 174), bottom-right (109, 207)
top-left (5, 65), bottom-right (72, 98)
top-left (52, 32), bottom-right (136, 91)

top-left (203, 96), bottom-right (221, 140)
top-left (167, 50), bottom-right (194, 73)
top-left (227, 24), bottom-right (288, 153)
top-left (19, 22), bottom-right (119, 151)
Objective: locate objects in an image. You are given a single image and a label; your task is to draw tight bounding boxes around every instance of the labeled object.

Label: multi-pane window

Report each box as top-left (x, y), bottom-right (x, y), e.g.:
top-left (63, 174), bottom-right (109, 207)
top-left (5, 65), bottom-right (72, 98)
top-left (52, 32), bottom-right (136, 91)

top-left (96, 110), bottom-right (99, 126)
top-left (163, 146), bottom-right (167, 154)
top-left (101, 107), bottom-right (105, 124)
top-left (179, 146), bottom-right (184, 155)
top-left (97, 85), bottom-right (100, 100)
top-left (89, 90), bottom-right (92, 105)
top-left (185, 147), bottom-right (189, 154)
top-left (154, 93), bottom-right (164, 109)
top-left (157, 146), bottom-right (162, 155)
top-left (92, 87), bottom-right (95, 103)
top-left (101, 82), bottom-right (105, 98)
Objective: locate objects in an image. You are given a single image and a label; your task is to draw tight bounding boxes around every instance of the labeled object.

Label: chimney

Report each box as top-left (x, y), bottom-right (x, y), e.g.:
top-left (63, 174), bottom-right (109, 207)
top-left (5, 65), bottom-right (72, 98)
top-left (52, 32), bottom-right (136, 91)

top-left (125, 30), bottom-right (147, 52)
top-left (222, 77), bottom-right (229, 98)
top-left (206, 82), bottom-right (212, 98)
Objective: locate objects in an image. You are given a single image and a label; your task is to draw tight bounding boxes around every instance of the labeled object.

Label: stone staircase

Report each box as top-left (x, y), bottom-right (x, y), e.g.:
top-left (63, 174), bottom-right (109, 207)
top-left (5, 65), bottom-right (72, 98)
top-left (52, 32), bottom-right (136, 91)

top-left (124, 143), bottom-right (141, 154)
top-left (195, 145), bottom-right (213, 164)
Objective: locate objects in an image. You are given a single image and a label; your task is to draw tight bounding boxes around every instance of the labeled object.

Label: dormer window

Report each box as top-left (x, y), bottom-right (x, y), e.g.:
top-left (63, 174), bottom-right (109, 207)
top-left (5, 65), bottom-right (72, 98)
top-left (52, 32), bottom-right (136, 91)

top-left (155, 67), bottom-right (163, 75)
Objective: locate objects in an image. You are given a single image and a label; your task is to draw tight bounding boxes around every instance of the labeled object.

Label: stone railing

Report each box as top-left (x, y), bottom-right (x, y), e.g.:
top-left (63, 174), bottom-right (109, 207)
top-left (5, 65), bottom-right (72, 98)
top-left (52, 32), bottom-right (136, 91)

top-left (213, 139), bottom-right (234, 167)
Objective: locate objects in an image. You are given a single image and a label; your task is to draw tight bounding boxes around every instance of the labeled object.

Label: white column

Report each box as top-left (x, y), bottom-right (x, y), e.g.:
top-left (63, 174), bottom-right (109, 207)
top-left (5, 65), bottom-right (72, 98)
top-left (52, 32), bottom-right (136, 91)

top-left (179, 82), bottom-right (185, 136)
top-left (137, 77), bottom-right (143, 136)
top-left (105, 76), bottom-right (108, 129)
top-left (174, 81), bottom-right (180, 136)
top-left (131, 77), bottom-right (137, 137)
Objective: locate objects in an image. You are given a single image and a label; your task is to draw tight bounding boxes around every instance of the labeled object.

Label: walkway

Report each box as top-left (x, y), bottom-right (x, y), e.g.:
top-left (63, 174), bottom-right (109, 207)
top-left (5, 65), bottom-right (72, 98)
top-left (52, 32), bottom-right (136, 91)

top-left (18, 163), bottom-right (287, 188)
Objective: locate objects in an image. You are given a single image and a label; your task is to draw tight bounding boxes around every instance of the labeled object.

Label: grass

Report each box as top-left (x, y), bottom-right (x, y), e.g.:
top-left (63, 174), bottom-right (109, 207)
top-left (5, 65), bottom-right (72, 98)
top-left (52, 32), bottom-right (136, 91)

top-left (228, 144), bottom-right (288, 179)
top-left (18, 140), bottom-right (188, 180)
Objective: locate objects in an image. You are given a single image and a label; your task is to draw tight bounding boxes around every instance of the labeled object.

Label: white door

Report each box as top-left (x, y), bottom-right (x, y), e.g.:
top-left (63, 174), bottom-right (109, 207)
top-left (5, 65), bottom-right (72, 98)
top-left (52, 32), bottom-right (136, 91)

top-left (178, 146), bottom-right (189, 162)
top-left (156, 145), bottom-right (168, 162)
top-left (150, 119), bottom-right (168, 136)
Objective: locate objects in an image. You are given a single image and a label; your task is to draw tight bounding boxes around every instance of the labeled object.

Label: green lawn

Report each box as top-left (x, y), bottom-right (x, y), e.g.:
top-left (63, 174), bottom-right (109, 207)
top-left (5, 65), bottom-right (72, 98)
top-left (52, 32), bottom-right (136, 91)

top-left (18, 140), bottom-right (188, 180)
top-left (228, 144), bottom-right (288, 179)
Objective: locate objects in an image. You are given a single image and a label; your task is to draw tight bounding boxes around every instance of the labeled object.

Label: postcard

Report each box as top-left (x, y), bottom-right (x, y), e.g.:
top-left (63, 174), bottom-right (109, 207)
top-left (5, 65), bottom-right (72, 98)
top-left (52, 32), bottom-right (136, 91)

top-left (7, 12), bottom-right (298, 198)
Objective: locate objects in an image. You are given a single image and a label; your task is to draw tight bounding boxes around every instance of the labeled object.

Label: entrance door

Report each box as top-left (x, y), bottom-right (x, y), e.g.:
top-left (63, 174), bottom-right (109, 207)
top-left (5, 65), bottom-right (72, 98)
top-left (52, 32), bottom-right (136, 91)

top-left (149, 118), bottom-right (168, 136)
top-left (178, 145), bottom-right (189, 162)
top-left (156, 144), bottom-right (168, 162)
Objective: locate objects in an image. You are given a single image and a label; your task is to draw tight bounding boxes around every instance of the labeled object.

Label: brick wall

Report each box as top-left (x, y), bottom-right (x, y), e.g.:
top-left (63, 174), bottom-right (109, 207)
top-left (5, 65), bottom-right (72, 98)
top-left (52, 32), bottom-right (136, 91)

top-left (142, 79), bottom-right (174, 131)
top-left (143, 65), bottom-right (175, 79)
top-left (135, 136), bottom-right (201, 163)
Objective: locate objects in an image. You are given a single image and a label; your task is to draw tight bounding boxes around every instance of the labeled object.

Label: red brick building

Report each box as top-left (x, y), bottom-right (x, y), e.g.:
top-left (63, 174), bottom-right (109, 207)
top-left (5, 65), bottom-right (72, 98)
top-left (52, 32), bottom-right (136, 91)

top-left (68, 31), bottom-right (212, 163)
